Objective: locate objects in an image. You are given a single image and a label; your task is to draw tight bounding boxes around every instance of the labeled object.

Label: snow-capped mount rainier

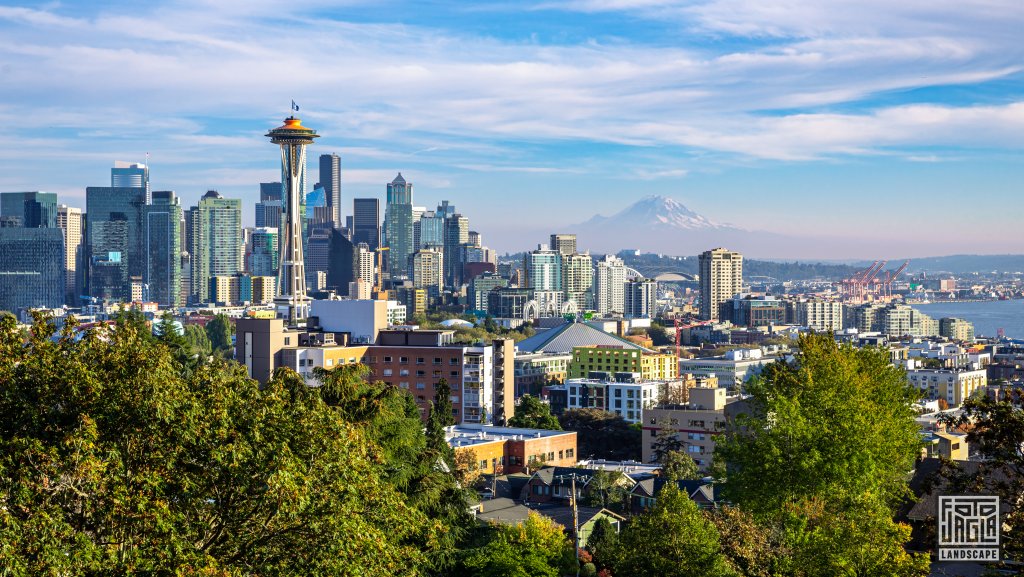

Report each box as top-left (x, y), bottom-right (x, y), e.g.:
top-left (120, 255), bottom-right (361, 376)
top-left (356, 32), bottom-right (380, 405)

top-left (580, 195), bottom-right (740, 231)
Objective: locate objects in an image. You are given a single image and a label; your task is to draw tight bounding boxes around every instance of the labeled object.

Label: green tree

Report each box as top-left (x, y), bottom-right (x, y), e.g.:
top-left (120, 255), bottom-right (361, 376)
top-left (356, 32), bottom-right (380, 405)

top-left (714, 333), bottom-right (928, 576)
top-left (715, 333), bottom-right (922, 517)
top-left (462, 512), bottom-right (578, 577)
top-left (942, 391), bottom-right (1024, 559)
top-left (183, 323), bottom-right (212, 358)
top-left (649, 418), bottom-right (685, 463)
top-left (648, 322), bottom-right (674, 346)
top-left (508, 394), bottom-right (561, 430)
top-left (611, 483), bottom-right (731, 577)
top-left (585, 469), bottom-right (627, 510)
top-left (586, 516), bottom-right (619, 571)
top-left (205, 313), bottom-right (233, 357)
top-left (661, 450), bottom-right (701, 482)
top-left (558, 408), bottom-right (641, 461)
top-left (0, 312), bottom-right (426, 576)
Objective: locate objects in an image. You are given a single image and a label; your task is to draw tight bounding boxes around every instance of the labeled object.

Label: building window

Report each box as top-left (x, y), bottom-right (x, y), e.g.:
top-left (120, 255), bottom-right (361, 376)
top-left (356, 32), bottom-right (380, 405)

top-left (400, 357), bottom-right (409, 364)
top-left (566, 448), bottom-right (573, 458)
top-left (383, 369), bottom-right (393, 377)
top-left (480, 460), bottom-right (488, 470)
top-left (417, 357), bottom-right (425, 364)
top-left (434, 357), bottom-right (442, 364)
top-left (284, 337), bottom-right (290, 346)
top-left (450, 358), bottom-right (459, 365)
top-left (558, 450), bottom-right (564, 460)
top-left (451, 371), bottom-right (460, 378)
top-left (400, 369), bottom-right (409, 376)
top-left (416, 383), bottom-right (425, 390)
top-left (383, 356), bottom-right (392, 363)
top-left (416, 370), bottom-right (426, 377)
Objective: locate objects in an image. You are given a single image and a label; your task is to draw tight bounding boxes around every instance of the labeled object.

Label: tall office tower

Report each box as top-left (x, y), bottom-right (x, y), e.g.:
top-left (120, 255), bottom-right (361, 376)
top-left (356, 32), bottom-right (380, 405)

top-left (0, 218), bottom-right (64, 314)
top-left (306, 186), bottom-right (332, 230)
top-left (305, 228), bottom-right (332, 289)
top-left (416, 210), bottom-right (444, 249)
top-left (562, 252), bottom-right (594, 310)
top-left (624, 278), bottom-right (658, 319)
top-left (352, 198), bottom-right (380, 251)
top-left (111, 162), bottom-right (150, 204)
top-left (267, 117), bottom-right (319, 324)
top-left (142, 191), bottom-right (183, 306)
top-left (411, 205), bottom-right (426, 249)
top-left (326, 229), bottom-right (357, 296)
top-left (250, 227), bottom-right (279, 277)
top-left (550, 234), bottom-right (577, 256)
top-left (443, 213), bottom-right (469, 287)
top-left (526, 245), bottom-right (562, 291)
top-left (255, 182), bottom-right (283, 228)
top-left (86, 186), bottom-right (146, 302)
top-left (594, 254), bottom-right (626, 315)
top-left (436, 200), bottom-right (456, 220)
top-left (1, 191), bottom-right (58, 228)
top-left (412, 248), bottom-right (444, 302)
top-left (384, 173), bottom-right (414, 280)
top-left (467, 230), bottom-right (482, 248)
top-left (355, 242), bottom-right (374, 284)
top-left (56, 205), bottom-right (82, 305)
top-left (319, 153), bottom-right (341, 228)
top-left (193, 191), bottom-right (242, 304)
top-left (699, 247), bottom-right (743, 321)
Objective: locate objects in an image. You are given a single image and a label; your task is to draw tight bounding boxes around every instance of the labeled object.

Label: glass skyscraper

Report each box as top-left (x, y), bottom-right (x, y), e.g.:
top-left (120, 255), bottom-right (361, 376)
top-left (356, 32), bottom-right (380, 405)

top-left (352, 198), bottom-right (380, 251)
top-left (0, 191), bottom-right (58, 228)
top-left (384, 174), bottom-right (414, 280)
top-left (144, 191), bottom-right (183, 306)
top-left (193, 190), bottom-right (242, 303)
top-left (319, 153), bottom-right (341, 228)
top-left (0, 224), bottom-right (64, 314)
top-left (111, 162), bottom-right (150, 204)
top-left (249, 227), bottom-right (279, 277)
top-left (86, 186), bottom-right (146, 302)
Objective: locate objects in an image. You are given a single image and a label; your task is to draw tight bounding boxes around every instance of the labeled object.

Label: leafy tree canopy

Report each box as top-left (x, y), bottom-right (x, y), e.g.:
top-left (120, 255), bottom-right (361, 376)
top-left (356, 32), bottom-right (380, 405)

top-left (461, 512), bottom-right (577, 577)
top-left (508, 394), bottom-right (562, 430)
top-left (715, 333), bottom-right (922, 517)
top-left (0, 312), bottom-right (427, 576)
top-left (558, 408), bottom-right (640, 461)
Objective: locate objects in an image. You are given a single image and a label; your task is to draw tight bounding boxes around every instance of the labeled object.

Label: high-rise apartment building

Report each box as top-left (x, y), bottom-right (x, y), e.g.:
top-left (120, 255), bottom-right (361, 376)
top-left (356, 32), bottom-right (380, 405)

top-left (111, 162), bottom-right (150, 203)
top-left (412, 248), bottom-right (445, 302)
top-left (550, 234), bottom-right (577, 256)
top-left (384, 174), bottom-right (414, 280)
top-left (443, 213), bottom-right (469, 287)
top-left (699, 248), bottom-right (743, 322)
top-left (143, 191), bottom-right (183, 306)
top-left (561, 252), bottom-right (593, 310)
top-left (1, 192), bottom-right (58, 228)
top-left (526, 245), bottom-right (562, 292)
top-left (57, 204), bottom-right (82, 305)
top-left (86, 186), bottom-right (146, 301)
top-left (353, 198), bottom-right (380, 251)
top-left (356, 242), bottom-right (374, 284)
top-left (193, 190), bottom-right (242, 304)
top-left (319, 153), bottom-right (341, 228)
top-left (624, 278), bottom-right (658, 319)
top-left (594, 254), bottom-right (626, 315)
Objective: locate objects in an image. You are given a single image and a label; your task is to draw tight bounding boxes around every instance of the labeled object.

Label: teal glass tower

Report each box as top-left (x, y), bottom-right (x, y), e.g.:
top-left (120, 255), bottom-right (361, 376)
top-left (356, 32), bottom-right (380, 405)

top-left (266, 116), bottom-right (319, 325)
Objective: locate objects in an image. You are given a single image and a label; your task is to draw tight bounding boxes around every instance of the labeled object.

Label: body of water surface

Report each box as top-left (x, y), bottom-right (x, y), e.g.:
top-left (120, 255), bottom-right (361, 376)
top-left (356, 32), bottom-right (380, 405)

top-left (914, 299), bottom-right (1024, 339)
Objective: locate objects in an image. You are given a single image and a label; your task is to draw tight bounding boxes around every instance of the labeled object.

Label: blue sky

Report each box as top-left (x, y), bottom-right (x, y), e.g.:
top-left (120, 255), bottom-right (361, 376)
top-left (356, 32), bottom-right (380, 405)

top-left (0, 0), bottom-right (1021, 258)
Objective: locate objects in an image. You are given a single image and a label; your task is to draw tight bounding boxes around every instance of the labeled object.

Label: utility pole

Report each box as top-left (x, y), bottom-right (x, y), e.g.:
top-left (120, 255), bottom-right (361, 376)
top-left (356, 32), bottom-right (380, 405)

top-left (555, 472), bottom-right (583, 577)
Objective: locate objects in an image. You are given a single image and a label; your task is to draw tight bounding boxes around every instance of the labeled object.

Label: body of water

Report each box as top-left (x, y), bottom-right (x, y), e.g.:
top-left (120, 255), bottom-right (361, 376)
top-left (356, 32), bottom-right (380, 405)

top-left (914, 299), bottom-right (1024, 340)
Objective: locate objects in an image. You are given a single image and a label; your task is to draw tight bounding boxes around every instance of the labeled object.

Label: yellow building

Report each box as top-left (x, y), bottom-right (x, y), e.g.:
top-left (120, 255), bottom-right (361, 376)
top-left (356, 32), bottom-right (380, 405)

top-left (569, 346), bottom-right (678, 381)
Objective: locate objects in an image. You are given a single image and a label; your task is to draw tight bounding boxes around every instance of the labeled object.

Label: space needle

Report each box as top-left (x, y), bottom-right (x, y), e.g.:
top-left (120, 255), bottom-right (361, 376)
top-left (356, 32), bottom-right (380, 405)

top-left (266, 113), bottom-right (319, 325)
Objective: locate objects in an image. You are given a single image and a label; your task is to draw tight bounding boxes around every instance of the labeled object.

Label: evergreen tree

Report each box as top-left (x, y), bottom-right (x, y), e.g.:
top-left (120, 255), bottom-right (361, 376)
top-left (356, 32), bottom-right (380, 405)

top-left (205, 313), bottom-right (233, 357)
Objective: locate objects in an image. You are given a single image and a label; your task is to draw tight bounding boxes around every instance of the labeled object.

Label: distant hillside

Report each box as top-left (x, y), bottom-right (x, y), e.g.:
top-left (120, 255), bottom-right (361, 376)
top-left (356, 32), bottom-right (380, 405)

top-left (900, 254), bottom-right (1024, 274)
top-left (618, 252), bottom-right (860, 281)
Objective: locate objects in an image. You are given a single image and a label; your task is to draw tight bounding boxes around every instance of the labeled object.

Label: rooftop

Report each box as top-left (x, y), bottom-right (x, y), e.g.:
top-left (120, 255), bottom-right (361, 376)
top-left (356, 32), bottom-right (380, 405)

top-left (445, 424), bottom-right (574, 448)
top-left (517, 320), bottom-right (652, 354)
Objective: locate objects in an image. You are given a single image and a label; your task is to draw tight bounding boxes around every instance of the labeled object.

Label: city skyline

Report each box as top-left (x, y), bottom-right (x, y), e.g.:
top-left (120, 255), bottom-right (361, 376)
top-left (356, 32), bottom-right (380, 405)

top-left (0, 1), bottom-right (1021, 257)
